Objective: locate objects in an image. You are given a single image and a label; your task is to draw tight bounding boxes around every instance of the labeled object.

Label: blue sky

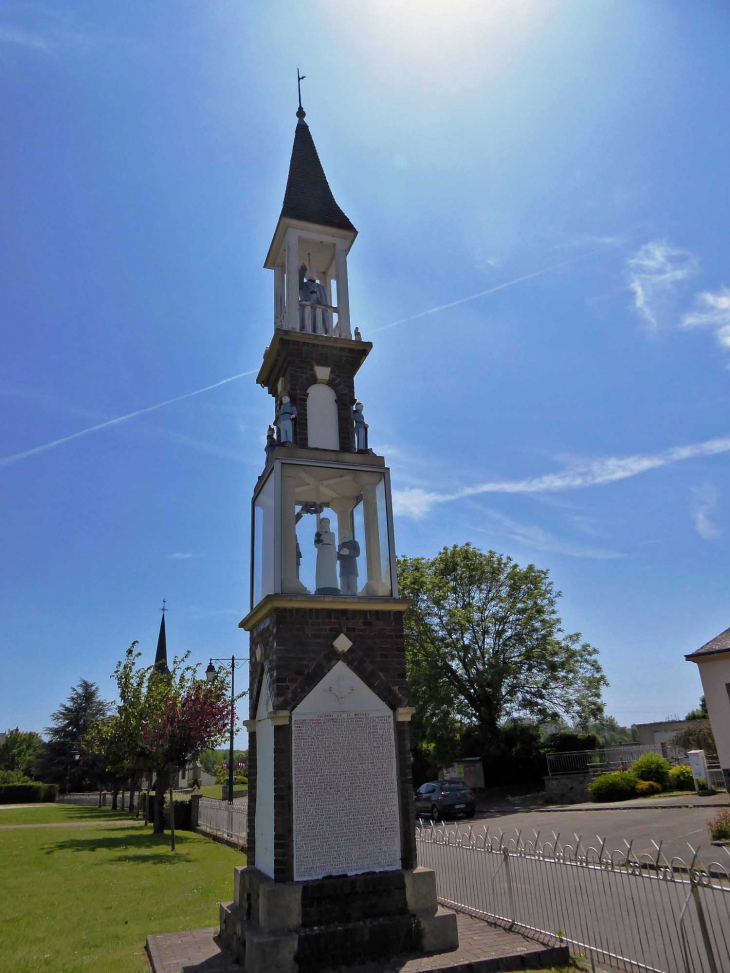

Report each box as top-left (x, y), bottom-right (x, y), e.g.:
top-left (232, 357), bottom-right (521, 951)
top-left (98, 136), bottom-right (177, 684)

top-left (1, 1), bottom-right (729, 745)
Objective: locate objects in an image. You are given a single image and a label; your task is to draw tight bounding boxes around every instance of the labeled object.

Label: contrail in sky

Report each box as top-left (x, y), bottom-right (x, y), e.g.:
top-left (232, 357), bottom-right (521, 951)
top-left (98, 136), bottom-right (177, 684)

top-left (0, 370), bottom-right (257, 469)
top-left (2, 251), bottom-right (606, 468)
top-left (370, 252), bottom-right (602, 335)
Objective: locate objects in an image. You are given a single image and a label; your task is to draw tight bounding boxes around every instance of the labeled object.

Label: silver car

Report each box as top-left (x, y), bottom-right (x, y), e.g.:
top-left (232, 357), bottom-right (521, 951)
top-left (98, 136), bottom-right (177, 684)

top-left (414, 780), bottom-right (476, 821)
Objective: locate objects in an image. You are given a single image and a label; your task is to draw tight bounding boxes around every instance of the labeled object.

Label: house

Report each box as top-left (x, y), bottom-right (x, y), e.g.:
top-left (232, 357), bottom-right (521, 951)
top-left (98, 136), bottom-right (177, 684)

top-left (685, 625), bottom-right (730, 792)
top-left (177, 761), bottom-right (216, 789)
top-left (635, 720), bottom-right (698, 747)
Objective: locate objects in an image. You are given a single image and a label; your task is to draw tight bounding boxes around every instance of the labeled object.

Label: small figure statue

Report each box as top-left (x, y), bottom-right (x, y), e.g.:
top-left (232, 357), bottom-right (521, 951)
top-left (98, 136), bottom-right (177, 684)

top-left (353, 401), bottom-right (369, 452)
top-left (314, 516), bottom-right (340, 594)
top-left (337, 529), bottom-right (361, 595)
top-left (265, 424), bottom-right (276, 456)
top-left (276, 394), bottom-right (297, 445)
top-left (299, 264), bottom-right (330, 335)
top-left (354, 327), bottom-right (362, 341)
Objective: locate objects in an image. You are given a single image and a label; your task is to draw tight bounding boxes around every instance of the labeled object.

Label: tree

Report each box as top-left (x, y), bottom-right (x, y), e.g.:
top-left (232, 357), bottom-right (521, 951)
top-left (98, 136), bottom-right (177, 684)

top-left (686, 695), bottom-right (709, 721)
top-left (142, 654), bottom-right (236, 847)
top-left (578, 715), bottom-right (637, 746)
top-left (39, 680), bottom-right (110, 789)
top-left (671, 721), bottom-right (716, 755)
top-left (398, 545), bottom-right (607, 784)
top-left (0, 728), bottom-right (44, 779)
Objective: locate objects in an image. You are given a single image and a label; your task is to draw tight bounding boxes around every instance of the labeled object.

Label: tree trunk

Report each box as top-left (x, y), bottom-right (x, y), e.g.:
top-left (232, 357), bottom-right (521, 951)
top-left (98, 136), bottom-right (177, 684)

top-left (111, 786), bottom-right (119, 810)
top-left (98, 787), bottom-right (103, 808)
top-left (153, 772), bottom-right (168, 834)
top-left (144, 783), bottom-right (151, 827)
top-left (128, 774), bottom-right (136, 816)
top-left (169, 784), bottom-right (176, 852)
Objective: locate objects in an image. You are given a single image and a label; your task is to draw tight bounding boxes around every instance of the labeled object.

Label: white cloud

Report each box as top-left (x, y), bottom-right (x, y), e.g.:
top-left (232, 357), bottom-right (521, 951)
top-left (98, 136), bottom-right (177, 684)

top-left (392, 432), bottom-right (730, 519)
top-left (0, 25), bottom-right (51, 52)
top-left (167, 552), bottom-right (199, 560)
top-left (627, 240), bottom-right (698, 330)
top-left (681, 287), bottom-right (730, 354)
top-left (690, 485), bottom-right (720, 540)
top-left (473, 511), bottom-right (623, 559)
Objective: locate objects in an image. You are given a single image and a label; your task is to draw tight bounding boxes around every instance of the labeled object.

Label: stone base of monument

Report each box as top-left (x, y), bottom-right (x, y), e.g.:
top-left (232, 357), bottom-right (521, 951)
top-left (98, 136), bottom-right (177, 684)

top-left (219, 865), bottom-right (458, 973)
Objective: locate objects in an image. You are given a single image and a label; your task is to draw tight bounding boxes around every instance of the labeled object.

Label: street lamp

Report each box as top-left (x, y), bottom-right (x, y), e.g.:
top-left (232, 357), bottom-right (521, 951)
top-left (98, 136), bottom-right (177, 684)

top-left (206, 656), bottom-right (245, 804)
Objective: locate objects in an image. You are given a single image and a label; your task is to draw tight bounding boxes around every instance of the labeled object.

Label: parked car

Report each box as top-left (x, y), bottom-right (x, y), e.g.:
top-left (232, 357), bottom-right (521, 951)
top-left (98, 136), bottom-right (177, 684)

top-left (413, 780), bottom-right (475, 821)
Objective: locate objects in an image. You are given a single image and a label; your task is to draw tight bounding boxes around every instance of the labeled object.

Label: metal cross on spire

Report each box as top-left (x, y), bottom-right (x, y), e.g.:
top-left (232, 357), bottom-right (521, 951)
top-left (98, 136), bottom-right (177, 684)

top-left (160, 598), bottom-right (167, 614)
top-left (297, 68), bottom-right (306, 120)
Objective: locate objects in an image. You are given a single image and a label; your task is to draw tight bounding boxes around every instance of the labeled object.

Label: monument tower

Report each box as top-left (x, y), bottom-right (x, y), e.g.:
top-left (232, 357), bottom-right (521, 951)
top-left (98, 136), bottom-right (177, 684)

top-left (220, 95), bottom-right (458, 973)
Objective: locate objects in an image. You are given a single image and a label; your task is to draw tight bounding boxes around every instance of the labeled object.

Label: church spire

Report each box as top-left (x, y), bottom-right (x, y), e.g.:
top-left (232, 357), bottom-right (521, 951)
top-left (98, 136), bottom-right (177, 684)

top-left (279, 104), bottom-right (356, 233)
top-left (154, 600), bottom-right (169, 675)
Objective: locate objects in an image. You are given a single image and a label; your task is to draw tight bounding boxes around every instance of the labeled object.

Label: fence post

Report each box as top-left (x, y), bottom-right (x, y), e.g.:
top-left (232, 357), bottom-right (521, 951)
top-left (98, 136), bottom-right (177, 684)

top-left (190, 794), bottom-right (201, 830)
top-left (691, 880), bottom-right (719, 973)
top-left (502, 848), bottom-right (516, 930)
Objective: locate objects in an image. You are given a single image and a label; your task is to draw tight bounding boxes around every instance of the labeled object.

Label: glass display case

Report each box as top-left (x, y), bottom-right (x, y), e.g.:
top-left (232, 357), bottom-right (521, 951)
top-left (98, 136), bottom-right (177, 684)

top-left (251, 459), bottom-right (396, 608)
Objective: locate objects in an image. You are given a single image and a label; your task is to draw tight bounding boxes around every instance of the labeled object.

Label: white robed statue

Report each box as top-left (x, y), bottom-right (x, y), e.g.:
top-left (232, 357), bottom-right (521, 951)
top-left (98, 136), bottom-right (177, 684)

top-left (314, 516), bottom-right (339, 594)
top-left (299, 264), bottom-right (330, 335)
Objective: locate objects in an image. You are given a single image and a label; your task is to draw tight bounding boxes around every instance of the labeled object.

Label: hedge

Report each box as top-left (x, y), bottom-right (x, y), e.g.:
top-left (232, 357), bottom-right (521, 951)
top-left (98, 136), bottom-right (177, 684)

top-left (668, 764), bottom-right (694, 791)
top-left (0, 783), bottom-right (58, 804)
top-left (588, 771), bottom-right (639, 802)
top-left (630, 752), bottom-right (670, 787)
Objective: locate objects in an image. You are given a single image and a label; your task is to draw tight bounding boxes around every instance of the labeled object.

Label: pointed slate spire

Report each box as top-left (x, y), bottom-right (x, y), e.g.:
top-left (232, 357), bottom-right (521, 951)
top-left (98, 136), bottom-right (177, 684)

top-left (279, 105), bottom-right (356, 233)
top-left (154, 602), bottom-right (169, 675)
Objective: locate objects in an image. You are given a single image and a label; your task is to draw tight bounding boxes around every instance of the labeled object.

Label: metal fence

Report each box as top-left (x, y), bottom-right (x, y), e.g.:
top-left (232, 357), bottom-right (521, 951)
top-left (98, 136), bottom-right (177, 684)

top-left (197, 796), bottom-right (248, 843)
top-left (59, 791), bottom-right (112, 806)
top-left (546, 743), bottom-right (687, 777)
top-left (416, 823), bottom-right (730, 973)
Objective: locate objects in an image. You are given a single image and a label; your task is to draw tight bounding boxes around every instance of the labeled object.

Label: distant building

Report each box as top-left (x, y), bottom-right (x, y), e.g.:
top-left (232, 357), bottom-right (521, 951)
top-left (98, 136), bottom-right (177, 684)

top-left (635, 720), bottom-right (698, 747)
top-left (685, 625), bottom-right (730, 792)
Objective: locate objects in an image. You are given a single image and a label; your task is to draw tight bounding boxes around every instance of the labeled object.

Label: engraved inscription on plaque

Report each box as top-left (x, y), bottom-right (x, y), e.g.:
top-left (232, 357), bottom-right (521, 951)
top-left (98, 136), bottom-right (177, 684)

top-left (293, 710), bottom-right (401, 880)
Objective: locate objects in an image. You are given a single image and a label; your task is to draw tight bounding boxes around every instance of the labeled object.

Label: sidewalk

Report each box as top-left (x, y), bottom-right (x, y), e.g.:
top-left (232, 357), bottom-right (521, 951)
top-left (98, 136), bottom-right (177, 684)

top-left (537, 792), bottom-right (730, 813)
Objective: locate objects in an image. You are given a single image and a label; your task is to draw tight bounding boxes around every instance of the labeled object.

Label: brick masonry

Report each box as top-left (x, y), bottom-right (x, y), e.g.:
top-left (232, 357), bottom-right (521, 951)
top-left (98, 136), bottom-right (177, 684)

top-left (248, 605), bottom-right (416, 879)
top-left (259, 332), bottom-right (372, 453)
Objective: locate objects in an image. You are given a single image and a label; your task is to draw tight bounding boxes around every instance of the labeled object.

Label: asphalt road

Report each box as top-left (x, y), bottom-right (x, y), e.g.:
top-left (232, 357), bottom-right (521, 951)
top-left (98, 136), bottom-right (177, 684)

top-left (461, 800), bottom-right (730, 870)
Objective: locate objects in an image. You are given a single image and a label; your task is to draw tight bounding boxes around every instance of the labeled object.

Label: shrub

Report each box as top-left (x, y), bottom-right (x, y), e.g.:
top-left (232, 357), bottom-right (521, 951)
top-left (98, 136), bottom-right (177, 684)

top-left (544, 732), bottom-right (599, 754)
top-left (588, 772), bottom-right (639, 802)
top-left (165, 798), bottom-right (192, 831)
top-left (635, 780), bottom-right (663, 796)
top-left (631, 752), bottom-right (670, 787)
top-left (0, 783), bottom-right (57, 804)
top-left (697, 778), bottom-right (708, 791)
top-left (668, 764), bottom-right (694, 791)
top-left (708, 810), bottom-right (730, 842)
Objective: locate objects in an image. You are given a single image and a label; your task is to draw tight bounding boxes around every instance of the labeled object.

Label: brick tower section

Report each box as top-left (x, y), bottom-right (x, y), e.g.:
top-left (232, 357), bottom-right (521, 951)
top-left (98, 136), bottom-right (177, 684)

top-left (246, 605), bottom-right (418, 884)
top-left (259, 331), bottom-right (371, 453)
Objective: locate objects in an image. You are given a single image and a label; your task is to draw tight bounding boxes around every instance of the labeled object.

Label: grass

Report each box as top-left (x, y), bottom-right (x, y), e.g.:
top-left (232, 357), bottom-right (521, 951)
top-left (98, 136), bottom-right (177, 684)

top-left (197, 784), bottom-right (224, 799)
top-left (0, 807), bottom-right (244, 972)
top-left (0, 804), bottom-right (135, 826)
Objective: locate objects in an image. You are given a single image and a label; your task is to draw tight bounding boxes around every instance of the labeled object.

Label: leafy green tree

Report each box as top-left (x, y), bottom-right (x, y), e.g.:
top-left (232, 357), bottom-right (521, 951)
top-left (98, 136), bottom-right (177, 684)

top-left (398, 545), bottom-right (607, 783)
top-left (38, 679), bottom-right (110, 789)
top-left (578, 716), bottom-right (637, 746)
top-left (0, 728), bottom-right (44, 778)
top-left (671, 721), bottom-right (716, 754)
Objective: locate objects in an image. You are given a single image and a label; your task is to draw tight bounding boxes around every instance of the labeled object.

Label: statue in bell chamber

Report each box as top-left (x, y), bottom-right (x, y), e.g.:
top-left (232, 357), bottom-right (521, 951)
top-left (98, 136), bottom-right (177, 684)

top-left (353, 401), bottom-right (369, 452)
top-left (337, 528), bottom-right (361, 596)
top-left (298, 263), bottom-right (330, 335)
top-left (314, 516), bottom-right (340, 594)
top-left (265, 424), bottom-right (276, 456)
top-left (276, 394), bottom-right (297, 444)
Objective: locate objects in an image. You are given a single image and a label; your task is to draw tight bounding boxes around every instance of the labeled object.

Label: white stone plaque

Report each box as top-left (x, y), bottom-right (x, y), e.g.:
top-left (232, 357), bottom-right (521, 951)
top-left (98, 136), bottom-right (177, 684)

top-left (292, 666), bottom-right (401, 881)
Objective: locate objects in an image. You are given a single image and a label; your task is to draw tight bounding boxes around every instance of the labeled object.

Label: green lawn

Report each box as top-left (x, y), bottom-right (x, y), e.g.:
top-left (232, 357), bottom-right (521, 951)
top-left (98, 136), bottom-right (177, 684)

top-left (0, 809), bottom-right (244, 972)
top-left (0, 804), bottom-right (134, 826)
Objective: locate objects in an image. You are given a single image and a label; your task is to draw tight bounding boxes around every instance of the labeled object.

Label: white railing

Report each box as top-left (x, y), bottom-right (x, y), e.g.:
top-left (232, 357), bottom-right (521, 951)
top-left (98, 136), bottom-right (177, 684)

top-left (197, 797), bottom-right (248, 843)
top-left (417, 823), bottom-right (730, 973)
top-left (546, 743), bottom-right (687, 777)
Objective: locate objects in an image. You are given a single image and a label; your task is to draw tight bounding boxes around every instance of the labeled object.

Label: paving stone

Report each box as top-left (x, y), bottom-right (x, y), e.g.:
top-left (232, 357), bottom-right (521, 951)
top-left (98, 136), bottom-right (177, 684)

top-left (146, 913), bottom-right (568, 973)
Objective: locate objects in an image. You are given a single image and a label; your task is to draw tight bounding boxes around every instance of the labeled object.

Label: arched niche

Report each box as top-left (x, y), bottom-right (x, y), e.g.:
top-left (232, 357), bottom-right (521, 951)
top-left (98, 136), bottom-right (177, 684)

top-left (306, 384), bottom-right (339, 450)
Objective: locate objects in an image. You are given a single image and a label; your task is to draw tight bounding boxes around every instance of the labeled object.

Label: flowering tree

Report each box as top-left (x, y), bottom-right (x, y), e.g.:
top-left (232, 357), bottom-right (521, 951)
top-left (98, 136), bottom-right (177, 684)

top-left (142, 654), bottom-right (234, 847)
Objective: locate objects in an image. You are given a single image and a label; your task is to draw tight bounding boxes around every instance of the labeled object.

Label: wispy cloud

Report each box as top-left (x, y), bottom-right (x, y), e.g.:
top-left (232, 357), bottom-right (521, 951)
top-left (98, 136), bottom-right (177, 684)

top-left (690, 485), bottom-right (721, 540)
top-left (473, 510), bottom-right (623, 559)
top-left (627, 240), bottom-right (698, 330)
top-left (370, 251), bottom-right (605, 336)
top-left (0, 25), bottom-right (50, 52)
top-left (393, 432), bottom-right (730, 519)
top-left (681, 286), bottom-right (730, 356)
top-left (167, 552), bottom-right (200, 560)
top-left (0, 370), bottom-right (257, 469)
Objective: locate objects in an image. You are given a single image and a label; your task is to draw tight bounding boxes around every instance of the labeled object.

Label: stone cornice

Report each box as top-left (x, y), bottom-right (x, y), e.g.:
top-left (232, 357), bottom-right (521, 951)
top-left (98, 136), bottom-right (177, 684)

top-left (240, 593), bottom-right (411, 631)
